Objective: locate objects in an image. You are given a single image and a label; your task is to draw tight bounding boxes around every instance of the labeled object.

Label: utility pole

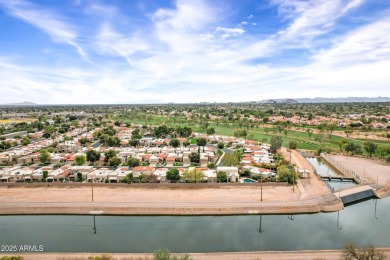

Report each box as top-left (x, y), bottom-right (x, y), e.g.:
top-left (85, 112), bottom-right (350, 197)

top-left (91, 177), bottom-right (94, 202)
top-left (292, 169), bottom-right (295, 193)
top-left (290, 148), bottom-right (294, 193)
top-left (260, 175), bottom-right (263, 202)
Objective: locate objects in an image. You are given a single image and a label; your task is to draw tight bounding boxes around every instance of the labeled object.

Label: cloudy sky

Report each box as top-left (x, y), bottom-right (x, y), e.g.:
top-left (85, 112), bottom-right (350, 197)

top-left (0, 0), bottom-right (389, 104)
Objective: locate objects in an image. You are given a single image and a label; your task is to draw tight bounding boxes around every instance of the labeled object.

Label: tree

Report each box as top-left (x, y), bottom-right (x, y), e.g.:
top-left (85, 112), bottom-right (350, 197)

top-left (86, 149), bottom-right (100, 163)
top-left (189, 152), bottom-right (200, 164)
top-left (317, 123), bottom-right (327, 133)
top-left (270, 136), bottom-right (283, 153)
top-left (147, 173), bottom-right (159, 183)
top-left (288, 141), bottom-right (297, 150)
top-left (42, 170), bottom-right (49, 180)
top-left (338, 140), bottom-right (349, 152)
top-left (276, 124), bottom-right (284, 134)
top-left (42, 132), bottom-right (51, 139)
top-left (101, 135), bottom-right (120, 147)
top-left (345, 143), bottom-right (363, 155)
top-left (77, 172), bottom-right (82, 182)
top-left (75, 155), bottom-right (86, 166)
top-left (277, 165), bottom-right (297, 184)
top-left (131, 128), bottom-right (142, 139)
top-left (217, 171), bottom-right (227, 182)
top-left (364, 141), bottom-right (377, 157)
top-left (78, 137), bottom-right (90, 146)
top-left (153, 125), bottom-right (172, 138)
top-left (234, 129), bottom-right (247, 138)
top-left (344, 126), bottom-right (353, 137)
top-left (107, 156), bottom-right (121, 167)
top-left (21, 137), bottom-right (31, 146)
top-left (169, 138), bottom-right (180, 148)
top-left (306, 128), bottom-right (313, 137)
top-left (176, 126), bottom-right (192, 138)
top-left (183, 168), bottom-right (205, 183)
top-left (206, 127), bottom-right (215, 135)
top-left (217, 142), bottom-right (224, 149)
top-left (343, 242), bottom-right (386, 260)
top-left (104, 149), bottom-right (117, 165)
top-left (377, 145), bottom-right (390, 159)
top-left (126, 157), bottom-right (140, 168)
top-left (39, 149), bottom-right (51, 164)
top-left (166, 168), bottom-right (181, 183)
top-left (183, 140), bottom-right (190, 147)
top-left (196, 137), bottom-right (207, 152)
top-left (124, 173), bottom-right (134, 183)
top-left (326, 123), bottom-right (337, 138)
top-left (129, 139), bottom-right (140, 147)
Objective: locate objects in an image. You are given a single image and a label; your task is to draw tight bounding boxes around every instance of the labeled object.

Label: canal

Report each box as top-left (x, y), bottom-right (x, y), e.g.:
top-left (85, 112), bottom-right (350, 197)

top-left (306, 157), bottom-right (357, 191)
top-left (0, 197), bottom-right (388, 253)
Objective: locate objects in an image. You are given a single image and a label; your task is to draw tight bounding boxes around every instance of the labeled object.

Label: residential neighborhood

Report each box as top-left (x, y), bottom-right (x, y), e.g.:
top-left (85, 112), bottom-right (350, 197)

top-left (0, 122), bottom-right (276, 184)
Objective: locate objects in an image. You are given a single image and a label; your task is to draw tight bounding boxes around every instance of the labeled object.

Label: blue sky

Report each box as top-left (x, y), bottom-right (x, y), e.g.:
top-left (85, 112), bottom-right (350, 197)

top-left (0, 0), bottom-right (389, 104)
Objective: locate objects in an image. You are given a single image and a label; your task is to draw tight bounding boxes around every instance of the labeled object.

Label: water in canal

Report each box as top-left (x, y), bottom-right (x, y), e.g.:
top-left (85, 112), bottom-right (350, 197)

top-left (306, 157), bottom-right (357, 191)
top-left (0, 197), bottom-right (388, 253)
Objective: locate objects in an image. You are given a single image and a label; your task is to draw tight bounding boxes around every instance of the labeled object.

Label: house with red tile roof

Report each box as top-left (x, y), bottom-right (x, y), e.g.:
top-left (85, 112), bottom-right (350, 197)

top-left (132, 166), bottom-right (155, 177)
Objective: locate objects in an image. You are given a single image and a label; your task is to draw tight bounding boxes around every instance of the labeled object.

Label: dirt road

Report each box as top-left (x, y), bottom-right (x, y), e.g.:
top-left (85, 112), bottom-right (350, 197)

top-left (0, 184), bottom-right (342, 215)
top-left (328, 155), bottom-right (390, 186)
top-left (3, 249), bottom-right (390, 260)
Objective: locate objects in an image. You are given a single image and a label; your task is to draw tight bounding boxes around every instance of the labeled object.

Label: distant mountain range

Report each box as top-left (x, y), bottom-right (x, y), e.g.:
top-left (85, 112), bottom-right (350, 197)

top-left (1, 97), bottom-right (389, 106)
top-left (259, 97), bottom-right (390, 104)
top-left (1, 101), bottom-right (37, 106)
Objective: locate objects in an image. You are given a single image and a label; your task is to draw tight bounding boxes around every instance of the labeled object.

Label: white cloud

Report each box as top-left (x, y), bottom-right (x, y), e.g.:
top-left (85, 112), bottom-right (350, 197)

top-left (314, 16), bottom-right (390, 65)
top-left (94, 23), bottom-right (149, 65)
top-left (0, 0), bottom-right (88, 62)
top-left (151, 0), bottom-right (223, 53)
top-left (215, 27), bottom-right (245, 39)
top-left (273, 0), bottom-right (364, 44)
top-left (0, 0), bottom-right (389, 104)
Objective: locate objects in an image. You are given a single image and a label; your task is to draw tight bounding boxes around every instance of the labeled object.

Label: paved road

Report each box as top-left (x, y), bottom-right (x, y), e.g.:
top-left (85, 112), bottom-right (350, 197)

top-left (223, 148), bottom-right (234, 154)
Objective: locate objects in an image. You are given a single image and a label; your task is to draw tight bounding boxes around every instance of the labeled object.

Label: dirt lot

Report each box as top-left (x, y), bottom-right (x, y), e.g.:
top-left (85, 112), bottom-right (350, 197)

top-left (0, 185), bottom-right (301, 203)
top-left (328, 155), bottom-right (390, 186)
top-left (0, 183), bottom-right (342, 215)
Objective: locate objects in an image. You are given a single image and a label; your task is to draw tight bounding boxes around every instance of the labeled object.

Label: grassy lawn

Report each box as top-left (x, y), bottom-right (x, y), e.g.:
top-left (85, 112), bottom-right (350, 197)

top-left (115, 115), bottom-right (388, 153)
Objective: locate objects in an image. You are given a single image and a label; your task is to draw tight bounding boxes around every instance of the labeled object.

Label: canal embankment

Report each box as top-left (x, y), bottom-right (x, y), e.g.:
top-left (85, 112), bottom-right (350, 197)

top-left (3, 248), bottom-right (390, 260)
top-left (0, 184), bottom-right (343, 215)
top-left (320, 153), bottom-right (390, 200)
top-left (3, 249), bottom-right (390, 260)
